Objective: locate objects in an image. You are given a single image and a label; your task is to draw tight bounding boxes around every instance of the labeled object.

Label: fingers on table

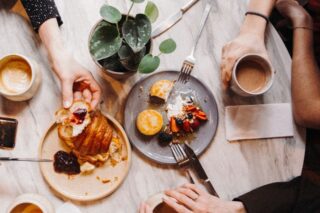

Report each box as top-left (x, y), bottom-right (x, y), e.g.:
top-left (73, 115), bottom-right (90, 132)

top-left (139, 202), bottom-right (152, 213)
top-left (165, 189), bottom-right (196, 210)
top-left (177, 187), bottom-right (199, 200)
top-left (163, 197), bottom-right (192, 213)
top-left (182, 183), bottom-right (206, 196)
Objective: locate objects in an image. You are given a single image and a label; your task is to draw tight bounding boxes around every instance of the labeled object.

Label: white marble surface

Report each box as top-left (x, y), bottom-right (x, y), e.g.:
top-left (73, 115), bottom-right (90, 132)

top-left (0, 0), bottom-right (305, 212)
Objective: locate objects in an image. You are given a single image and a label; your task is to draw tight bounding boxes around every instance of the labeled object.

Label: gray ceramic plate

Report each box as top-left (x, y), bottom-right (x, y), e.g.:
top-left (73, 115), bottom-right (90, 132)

top-left (124, 71), bottom-right (219, 164)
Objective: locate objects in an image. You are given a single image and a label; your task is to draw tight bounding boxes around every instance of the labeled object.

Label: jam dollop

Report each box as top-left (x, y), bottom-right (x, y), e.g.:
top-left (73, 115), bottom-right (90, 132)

top-left (54, 151), bottom-right (80, 175)
top-left (72, 108), bottom-right (87, 124)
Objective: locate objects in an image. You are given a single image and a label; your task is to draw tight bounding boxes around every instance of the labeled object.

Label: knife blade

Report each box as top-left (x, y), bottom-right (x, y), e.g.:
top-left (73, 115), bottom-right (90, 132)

top-left (151, 0), bottom-right (200, 38)
top-left (183, 144), bottom-right (219, 197)
top-left (0, 157), bottom-right (53, 162)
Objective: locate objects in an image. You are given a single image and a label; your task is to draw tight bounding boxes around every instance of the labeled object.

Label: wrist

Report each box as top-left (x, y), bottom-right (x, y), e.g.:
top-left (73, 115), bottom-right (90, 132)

top-left (292, 13), bottom-right (313, 28)
top-left (231, 201), bottom-right (246, 213)
top-left (51, 51), bottom-right (73, 81)
top-left (240, 15), bottom-right (267, 37)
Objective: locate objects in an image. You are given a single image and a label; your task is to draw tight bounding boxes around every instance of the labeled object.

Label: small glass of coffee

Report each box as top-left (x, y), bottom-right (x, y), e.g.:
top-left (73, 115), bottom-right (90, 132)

top-left (230, 54), bottom-right (274, 97)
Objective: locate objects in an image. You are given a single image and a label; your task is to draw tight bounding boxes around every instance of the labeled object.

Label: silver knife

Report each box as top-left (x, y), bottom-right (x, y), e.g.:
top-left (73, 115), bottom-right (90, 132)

top-left (0, 157), bottom-right (53, 162)
top-left (151, 0), bottom-right (200, 38)
top-left (183, 144), bottom-right (219, 197)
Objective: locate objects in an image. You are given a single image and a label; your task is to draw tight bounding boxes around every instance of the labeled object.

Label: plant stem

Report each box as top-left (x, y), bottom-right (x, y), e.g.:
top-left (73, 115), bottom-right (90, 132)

top-left (116, 23), bottom-right (120, 35)
top-left (157, 53), bottom-right (162, 57)
top-left (126, 2), bottom-right (134, 21)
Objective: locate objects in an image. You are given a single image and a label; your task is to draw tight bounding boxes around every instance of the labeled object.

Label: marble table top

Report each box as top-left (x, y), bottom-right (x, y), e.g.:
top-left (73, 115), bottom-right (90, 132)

top-left (0, 0), bottom-right (305, 212)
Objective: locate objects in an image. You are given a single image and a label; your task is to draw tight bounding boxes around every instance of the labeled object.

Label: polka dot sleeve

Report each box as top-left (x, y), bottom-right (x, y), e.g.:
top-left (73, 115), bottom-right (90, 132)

top-left (20, 0), bottom-right (63, 32)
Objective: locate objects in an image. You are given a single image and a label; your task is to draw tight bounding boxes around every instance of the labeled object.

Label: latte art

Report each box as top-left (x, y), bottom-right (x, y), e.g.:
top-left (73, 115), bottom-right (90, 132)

top-left (0, 59), bottom-right (32, 94)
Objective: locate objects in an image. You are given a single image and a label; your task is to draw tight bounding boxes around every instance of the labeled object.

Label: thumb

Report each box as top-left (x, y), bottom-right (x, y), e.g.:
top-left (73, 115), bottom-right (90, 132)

top-left (220, 57), bottom-right (236, 89)
top-left (61, 79), bottom-right (74, 108)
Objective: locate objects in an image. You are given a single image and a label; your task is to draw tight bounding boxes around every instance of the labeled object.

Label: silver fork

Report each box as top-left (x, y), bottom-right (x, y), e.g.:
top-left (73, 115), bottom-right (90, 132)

top-left (170, 143), bottom-right (195, 183)
top-left (177, 3), bottom-right (212, 84)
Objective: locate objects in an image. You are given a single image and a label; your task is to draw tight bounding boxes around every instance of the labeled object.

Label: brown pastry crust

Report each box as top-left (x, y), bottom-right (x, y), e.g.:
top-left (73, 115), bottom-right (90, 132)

top-left (57, 103), bottom-right (113, 165)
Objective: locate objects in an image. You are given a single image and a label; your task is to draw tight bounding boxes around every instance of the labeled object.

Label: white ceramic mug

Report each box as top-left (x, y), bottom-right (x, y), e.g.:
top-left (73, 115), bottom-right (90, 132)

top-left (145, 193), bottom-right (166, 210)
top-left (0, 54), bottom-right (41, 101)
top-left (230, 54), bottom-right (275, 97)
top-left (6, 193), bottom-right (55, 213)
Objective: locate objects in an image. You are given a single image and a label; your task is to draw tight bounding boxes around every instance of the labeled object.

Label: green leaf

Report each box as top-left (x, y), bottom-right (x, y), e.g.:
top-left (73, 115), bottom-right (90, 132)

top-left (138, 54), bottom-right (160, 73)
top-left (89, 21), bottom-right (122, 61)
top-left (131, 0), bottom-right (145, 3)
top-left (122, 14), bottom-right (151, 53)
top-left (118, 45), bottom-right (146, 71)
top-left (99, 55), bottom-right (126, 72)
top-left (100, 5), bottom-right (122, 24)
top-left (118, 45), bottom-right (133, 59)
top-left (159, 38), bottom-right (177, 54)
top-left (144, 1), bottom-right (159, 23)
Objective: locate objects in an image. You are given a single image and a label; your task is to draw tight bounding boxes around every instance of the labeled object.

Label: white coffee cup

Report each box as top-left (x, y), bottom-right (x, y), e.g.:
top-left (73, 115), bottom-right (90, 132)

top-left (6, 193), bottom-right (55, 213)
top-left (230, 54), bottom-right (275, 97)
top-left (0, 54), bottom-right (41, 101)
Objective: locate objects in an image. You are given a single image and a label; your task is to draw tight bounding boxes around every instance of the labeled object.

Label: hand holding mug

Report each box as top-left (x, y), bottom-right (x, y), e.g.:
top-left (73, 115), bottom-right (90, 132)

top-left (220, 32), bottom-right (269, 89)
top-left (162, 183), bottom-right (245, 213)
top-left (138, 184), bottom-right (246, 213)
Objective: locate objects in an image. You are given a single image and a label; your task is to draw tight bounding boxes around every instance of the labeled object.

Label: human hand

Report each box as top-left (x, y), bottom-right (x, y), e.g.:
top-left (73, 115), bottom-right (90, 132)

top-left (220, 32), bottom-right (269, 89)
top-left (276, 0), bottom-right (312, 28)
top-left (53, 52), bottom-right (101, 109)
top-left (139, 202), bottom-right (152, 213)
top-left (164, 183), bottom-right (246, 213)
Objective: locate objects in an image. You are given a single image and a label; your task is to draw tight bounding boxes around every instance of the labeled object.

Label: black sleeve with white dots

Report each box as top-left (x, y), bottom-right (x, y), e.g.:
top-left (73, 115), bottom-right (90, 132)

top-left (20, 0), bottom-right (63, 32)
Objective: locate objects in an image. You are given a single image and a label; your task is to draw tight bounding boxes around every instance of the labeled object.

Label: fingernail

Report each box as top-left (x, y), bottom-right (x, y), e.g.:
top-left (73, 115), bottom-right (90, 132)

top-left (63, 101), bottom-right (71, 108)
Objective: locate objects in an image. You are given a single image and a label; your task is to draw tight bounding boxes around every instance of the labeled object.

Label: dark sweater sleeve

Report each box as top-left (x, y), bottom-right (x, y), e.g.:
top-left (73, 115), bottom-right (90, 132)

top-left (20, 0), bottom-right (63, 32)
top-left (233, 177), bottom-right (301, 213)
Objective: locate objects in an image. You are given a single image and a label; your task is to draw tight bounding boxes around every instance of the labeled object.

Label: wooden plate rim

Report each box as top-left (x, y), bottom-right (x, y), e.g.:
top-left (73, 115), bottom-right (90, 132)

top-left (38, 112), bottom-right (132, 202)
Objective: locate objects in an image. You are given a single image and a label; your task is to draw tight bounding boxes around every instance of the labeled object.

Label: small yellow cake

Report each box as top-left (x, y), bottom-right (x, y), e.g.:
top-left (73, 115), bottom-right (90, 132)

top-left (150, 80), bottom-right (174, 103)
top-left (136, 109), bottom-right (163, 136)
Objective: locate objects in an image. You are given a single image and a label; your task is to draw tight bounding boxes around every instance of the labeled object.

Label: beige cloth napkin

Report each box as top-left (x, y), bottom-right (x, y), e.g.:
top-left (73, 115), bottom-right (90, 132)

top-left (225, 103), bottom-right (294, 141)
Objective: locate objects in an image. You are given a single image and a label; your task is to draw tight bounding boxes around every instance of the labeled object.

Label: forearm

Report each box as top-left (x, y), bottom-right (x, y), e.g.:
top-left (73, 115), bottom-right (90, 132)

top-left (291, 21), bottom-right (320, 128)
top-left (38, 18), bottom-right (67, 77)
top-left (240, 0), bottom-right (276, 36)
top-left (20, 0), bottom-right (62, 32)
top-left (234, 177), bottom-right (301, 213)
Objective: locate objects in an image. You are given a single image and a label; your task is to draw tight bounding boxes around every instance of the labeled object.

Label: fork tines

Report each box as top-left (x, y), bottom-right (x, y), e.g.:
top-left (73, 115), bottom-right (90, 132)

top-left (170, 143), bottom-right (189, 166)
top-left (177, 60), bottom-right (194, 84)
top-left (170, 143), bottom-right (195, 183)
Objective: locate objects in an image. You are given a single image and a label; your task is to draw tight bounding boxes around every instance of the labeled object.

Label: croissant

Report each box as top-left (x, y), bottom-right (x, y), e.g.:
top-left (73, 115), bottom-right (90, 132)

top-left (56, 101), bottom-right (113, 164)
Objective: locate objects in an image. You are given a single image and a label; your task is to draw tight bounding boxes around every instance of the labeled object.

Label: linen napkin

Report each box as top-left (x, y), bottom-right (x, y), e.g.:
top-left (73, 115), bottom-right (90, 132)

top-left (225, 103), bottom-right (294, 141)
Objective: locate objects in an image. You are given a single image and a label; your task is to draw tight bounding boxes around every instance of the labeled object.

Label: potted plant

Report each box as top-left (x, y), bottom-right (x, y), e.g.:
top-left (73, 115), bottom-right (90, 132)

top-left (89, 0), bottom-right (177, 80)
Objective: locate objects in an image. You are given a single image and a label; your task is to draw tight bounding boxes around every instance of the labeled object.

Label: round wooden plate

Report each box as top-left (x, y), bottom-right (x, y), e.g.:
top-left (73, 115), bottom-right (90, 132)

top-left (39, 113), bottom-right (131, 202)
top-left (124, 71), bottom-right (219, 164)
